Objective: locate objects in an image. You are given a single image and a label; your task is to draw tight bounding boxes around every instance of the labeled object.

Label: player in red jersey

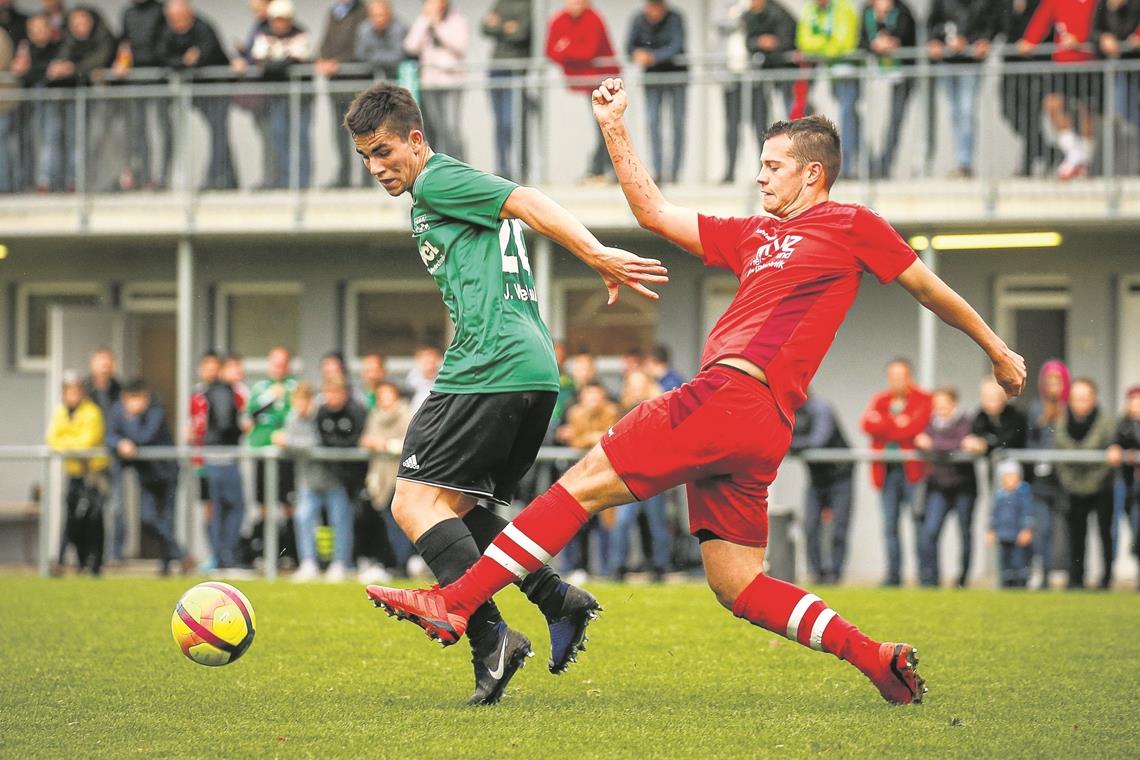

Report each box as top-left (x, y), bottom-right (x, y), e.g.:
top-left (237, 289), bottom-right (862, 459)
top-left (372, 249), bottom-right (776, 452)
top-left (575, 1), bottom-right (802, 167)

top-left (366, 78), bottom-right (1028, 705)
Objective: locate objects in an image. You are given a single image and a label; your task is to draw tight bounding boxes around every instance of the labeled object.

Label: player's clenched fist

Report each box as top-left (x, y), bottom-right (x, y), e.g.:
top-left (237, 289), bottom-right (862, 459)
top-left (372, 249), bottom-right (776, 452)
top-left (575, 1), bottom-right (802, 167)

top-left (592, 78), bottom-right (628, 126)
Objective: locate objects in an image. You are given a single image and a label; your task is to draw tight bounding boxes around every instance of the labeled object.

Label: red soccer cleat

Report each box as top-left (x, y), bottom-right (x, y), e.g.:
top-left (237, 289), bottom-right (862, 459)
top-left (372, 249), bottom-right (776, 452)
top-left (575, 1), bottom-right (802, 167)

top-left (366, 585), bottom-right (469, 646)
top-left (869, 642), bottom-right (927, 705)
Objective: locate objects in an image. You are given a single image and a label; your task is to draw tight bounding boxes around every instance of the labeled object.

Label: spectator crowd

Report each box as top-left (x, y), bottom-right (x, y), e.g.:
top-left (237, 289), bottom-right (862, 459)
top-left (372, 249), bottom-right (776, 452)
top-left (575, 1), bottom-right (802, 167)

top-left (44, 340), bottom-right (1140, 592)
top-left (1, 0), bottom-right (1138, 193)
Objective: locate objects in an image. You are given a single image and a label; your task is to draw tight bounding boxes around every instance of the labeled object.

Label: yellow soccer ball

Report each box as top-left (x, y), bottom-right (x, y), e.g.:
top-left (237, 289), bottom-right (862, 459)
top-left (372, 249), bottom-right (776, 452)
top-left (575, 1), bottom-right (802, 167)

top-left (171, 582), bottom-right (256, 667)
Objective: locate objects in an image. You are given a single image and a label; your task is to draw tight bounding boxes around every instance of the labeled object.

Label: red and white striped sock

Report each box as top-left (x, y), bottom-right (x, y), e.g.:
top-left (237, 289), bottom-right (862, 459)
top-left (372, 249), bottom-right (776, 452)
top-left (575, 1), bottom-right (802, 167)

top-left (443, 483), bottom-right (589, 619)
top-left (731, 573), bottom-right (878, 674)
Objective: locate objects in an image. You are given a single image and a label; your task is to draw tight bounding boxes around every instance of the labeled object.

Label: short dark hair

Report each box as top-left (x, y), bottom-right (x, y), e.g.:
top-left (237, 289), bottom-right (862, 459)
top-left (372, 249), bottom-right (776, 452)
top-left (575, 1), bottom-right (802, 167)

top-left (933, 386), bottom-right (959, 402)
top-left (199, 350), bottom-right (220, 362)
top-left (343, 82), bottom-right (424, 139)
top-left (651, 344), bottom-right (670, 364)
top-left (122, 377), bottom-right (149, 395)
top-left (763, 115), bottom-right (842, 189)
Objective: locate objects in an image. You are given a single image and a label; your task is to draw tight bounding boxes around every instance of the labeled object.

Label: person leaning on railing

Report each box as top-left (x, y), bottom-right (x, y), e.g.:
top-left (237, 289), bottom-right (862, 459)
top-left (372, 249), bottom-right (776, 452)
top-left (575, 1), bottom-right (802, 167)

top-left (316, 0), bottom-right (368, 189)
top-left (926, 0), bottom-right (1000, 179)
top-left (796, 0), bottom-right (863, 179)
top-left (859, 0), bottom-right (918, 179)
top-left (112, 0), bottom-right (171, 192)
top-left (251, 0), bottom-right (313, 189)
top-left (0, 24), bottom-right (15, 194)
top-left (1017, 0), bottom-right (1101, 179)
top-left (404, 0), bottom-right (468, 162)
top-left (1106, 384), bottom-right (1140, 584)
top-left (1094, 0), bottom-right (1140, 160)
top-left (46, 372), bottom-right (110, 577)
top-left (481, 0), bottom-right (532, 181)
top-left (1054, 377), bottom-right (1116, 590)
top-left (158, 0), bottom-right (238, 191)
top-left (626, 0), bottom-right (689, 186)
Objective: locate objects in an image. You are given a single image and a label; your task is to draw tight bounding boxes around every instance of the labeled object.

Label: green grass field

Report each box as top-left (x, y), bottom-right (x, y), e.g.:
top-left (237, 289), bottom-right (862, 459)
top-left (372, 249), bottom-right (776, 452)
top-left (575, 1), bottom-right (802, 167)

top-left (1, 576), bottom-right (1136, 759)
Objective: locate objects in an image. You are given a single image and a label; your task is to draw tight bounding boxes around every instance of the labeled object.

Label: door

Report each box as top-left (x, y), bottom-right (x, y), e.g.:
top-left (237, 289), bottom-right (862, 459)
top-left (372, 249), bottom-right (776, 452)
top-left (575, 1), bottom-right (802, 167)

top-left (996, 276), bottom-right (1071, 401)
top-left (46, 307), bottom-right (125, 565)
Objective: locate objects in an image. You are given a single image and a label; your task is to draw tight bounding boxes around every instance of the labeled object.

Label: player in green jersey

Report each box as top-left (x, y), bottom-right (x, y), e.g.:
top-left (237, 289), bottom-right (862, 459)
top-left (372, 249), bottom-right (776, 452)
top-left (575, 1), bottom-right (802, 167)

top-left (344, 82), bottom-right (668, 704)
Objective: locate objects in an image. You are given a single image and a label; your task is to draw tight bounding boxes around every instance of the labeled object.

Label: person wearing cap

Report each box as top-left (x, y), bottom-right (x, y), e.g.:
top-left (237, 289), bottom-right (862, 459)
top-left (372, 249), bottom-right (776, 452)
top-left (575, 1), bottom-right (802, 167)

top-left (251, 0), bottom-right (314, 188)
top-left (1107, 384), bottom-right (1140, 583)
top-left (986, 459), bottom-right (1035, 588)
top-left (46, 372), bottom-right (110, 576)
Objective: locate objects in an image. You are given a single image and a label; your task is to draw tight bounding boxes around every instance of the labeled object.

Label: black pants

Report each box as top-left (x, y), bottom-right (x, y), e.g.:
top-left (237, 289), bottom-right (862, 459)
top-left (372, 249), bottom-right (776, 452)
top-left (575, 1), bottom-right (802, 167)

top-left (60, 474), bottom-right (106, 573)
top-left (1067, 487), bottom-right (1114, 587)
top-left (354, 498), bottom-right (397, 568)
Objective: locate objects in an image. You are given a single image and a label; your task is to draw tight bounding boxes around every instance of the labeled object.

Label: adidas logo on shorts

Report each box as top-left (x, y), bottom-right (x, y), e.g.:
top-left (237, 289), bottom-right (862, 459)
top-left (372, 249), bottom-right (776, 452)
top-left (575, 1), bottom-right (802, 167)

top-left (402, 454), bottom-right (421, 470)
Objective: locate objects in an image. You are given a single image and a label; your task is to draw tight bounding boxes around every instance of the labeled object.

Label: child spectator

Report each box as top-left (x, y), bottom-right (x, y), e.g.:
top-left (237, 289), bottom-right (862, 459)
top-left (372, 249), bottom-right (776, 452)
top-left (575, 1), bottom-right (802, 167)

top-left (914, 386), bottom-right (977, 588)
top-left (360, 380), bottom-right (412, 581)
top-left (987, 459), bottom-right (1035, 588)
top-left (275, 382), bottom-right (327, 582)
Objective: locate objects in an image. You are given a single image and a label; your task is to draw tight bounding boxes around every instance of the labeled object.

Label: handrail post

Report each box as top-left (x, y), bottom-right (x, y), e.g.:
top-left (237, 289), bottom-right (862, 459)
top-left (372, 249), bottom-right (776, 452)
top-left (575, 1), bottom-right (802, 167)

top-left (264, 450), bottom-right (279, 581)
top-left (38, 454), bottom-right (54, 577)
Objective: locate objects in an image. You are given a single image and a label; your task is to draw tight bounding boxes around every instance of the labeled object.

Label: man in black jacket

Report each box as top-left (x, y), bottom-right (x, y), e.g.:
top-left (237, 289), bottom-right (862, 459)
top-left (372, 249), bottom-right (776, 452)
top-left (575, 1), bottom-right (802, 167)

top-left (860, 0), bottom-right (917, 178)
top-left (627, 0), bottom-right (688, 183)
top-left (482, 0), bottom-right (532, 180)
top-left (314, 374), bottom-right (368, 582)
top-left (790, 391), bottom-right (855, 584)
top-left (202, 354), bottom-right (247, 570)
top-left (113, 0), bottom-right (172, 191)
top-left (158, 0), bottom-right (237, 190)
top-left (106, 379), bottom-right (189, 575)
top-left (1094, 0), bottom-right (1140, 172)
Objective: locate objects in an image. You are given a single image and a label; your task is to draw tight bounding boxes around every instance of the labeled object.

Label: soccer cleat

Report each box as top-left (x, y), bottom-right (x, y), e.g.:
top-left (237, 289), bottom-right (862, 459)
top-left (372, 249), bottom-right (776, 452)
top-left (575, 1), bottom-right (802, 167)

top-left (870, 642), bottom-right (926, 705)
top-left (366, 584), bottom-right (468, 645)
top-left (468, 622), bottom-right (533, 706)
top-left (546, 584), bottom-right (602, 674)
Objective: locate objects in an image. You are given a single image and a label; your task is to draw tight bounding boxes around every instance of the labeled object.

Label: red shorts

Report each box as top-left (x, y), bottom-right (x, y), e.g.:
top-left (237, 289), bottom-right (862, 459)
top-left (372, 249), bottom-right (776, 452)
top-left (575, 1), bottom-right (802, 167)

top-left (600, 365), bottom-right (792, 548)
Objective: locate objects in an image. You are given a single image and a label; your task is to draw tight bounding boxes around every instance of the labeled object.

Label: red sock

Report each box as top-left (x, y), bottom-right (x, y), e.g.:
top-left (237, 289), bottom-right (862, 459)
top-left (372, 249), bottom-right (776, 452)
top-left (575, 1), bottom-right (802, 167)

top-left (443, 483), bottom-right (589, 619)
top-left (731, 573), bottom-right (878, 674)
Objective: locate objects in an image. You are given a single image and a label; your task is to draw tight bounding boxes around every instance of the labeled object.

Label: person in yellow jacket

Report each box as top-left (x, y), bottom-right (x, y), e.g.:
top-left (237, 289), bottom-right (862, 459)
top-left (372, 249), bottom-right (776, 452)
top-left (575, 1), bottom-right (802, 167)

top-left (796, 0), bottom-right (862, 178)
top-left (46, 373), bottom-right (109, 575)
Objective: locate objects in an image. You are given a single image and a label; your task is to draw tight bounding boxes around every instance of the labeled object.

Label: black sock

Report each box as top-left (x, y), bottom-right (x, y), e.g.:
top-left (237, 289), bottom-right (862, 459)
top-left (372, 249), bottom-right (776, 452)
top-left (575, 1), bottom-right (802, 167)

top-left (414, 518), bottom-right (502, 649)
top-left (463, 504), bottom-right (568, 621)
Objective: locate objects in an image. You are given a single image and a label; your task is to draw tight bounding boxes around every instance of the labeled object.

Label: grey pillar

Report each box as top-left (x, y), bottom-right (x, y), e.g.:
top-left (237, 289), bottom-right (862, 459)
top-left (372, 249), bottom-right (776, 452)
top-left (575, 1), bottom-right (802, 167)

top-left (918, 245), bottom-right (936, 389)
top-left (176, 238), bottom-right (194, 548)
top-left (534, 236), bottom-right (553, 326)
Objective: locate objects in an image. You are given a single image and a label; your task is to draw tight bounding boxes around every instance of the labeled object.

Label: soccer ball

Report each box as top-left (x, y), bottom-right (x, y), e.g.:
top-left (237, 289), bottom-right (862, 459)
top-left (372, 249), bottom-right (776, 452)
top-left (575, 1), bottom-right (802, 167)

top-left (171, 582), bottom-right (256, 667)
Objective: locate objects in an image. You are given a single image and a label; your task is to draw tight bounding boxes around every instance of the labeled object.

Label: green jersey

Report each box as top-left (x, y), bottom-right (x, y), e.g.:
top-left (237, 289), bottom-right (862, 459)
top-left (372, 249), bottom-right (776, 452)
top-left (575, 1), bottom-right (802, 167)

top-left (247, 376), bottom-right (297, 447)
top-left (410, 154), bottom-right (558, 394)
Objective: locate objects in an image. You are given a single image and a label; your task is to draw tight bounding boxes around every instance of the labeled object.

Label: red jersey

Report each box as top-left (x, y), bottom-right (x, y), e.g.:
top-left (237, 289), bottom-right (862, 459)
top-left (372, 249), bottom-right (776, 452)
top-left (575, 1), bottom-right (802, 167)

top-left (698, 201), bottom-right (916, 423)
top-left (1022, 0), bottom-right (1097, 62)
top-left (545, 8), bottom-right (620, 93)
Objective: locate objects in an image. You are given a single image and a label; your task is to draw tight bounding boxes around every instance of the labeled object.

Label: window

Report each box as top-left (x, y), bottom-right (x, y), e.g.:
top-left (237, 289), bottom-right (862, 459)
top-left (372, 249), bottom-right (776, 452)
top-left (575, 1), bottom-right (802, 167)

top-left (16, 283), bottom-right (106, 371)
top-left (555, 280), bottom-right (659, 356)
top-left (346, 281), bottom-right (451, 361)
top-left (122, 282), bottom-right (177, 314)
top-left (216, 283), bottom-right (301, 361)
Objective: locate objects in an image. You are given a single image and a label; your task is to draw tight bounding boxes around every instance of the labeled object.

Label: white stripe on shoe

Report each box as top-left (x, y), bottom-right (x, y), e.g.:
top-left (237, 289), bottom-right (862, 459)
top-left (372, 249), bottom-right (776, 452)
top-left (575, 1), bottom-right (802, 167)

top-left (786, 594), bottom-right (821, 641)
top-left (809, 608), bottom-right (837, 651)
top-left (502, 523), bottom-right (552, 564)
top-left (486, 544), bottom-right (531, 580)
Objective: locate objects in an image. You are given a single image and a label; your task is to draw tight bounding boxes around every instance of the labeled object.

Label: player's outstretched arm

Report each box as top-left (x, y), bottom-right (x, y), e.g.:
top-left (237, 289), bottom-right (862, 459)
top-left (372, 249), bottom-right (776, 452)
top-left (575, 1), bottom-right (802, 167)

top-left (591, 78), bottom-right (703, 258)
top-left (896, 259), bottom-right (1027, 397)
top-left (501, 186), bottom-right (669, 304)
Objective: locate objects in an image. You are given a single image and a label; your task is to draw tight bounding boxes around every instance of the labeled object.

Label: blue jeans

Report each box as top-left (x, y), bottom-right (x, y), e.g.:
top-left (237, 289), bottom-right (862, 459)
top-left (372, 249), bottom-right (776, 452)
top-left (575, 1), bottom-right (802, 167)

top-left (1118, 72), bottom-right (1140, 133)
top-left (998, 541), bottom-right (1030, 587)
top-left (559, 514), bottom-right (608, 575)
top-left (919, 485), bottom-right (976, 586)
top-left (296, 486), bottom-right (353, 567)
top-left (206, 463), bottom-right (245, 567)
top-left (268, 95), bottom-right (311, 188)
top-left (488, 69), bottom-right (527, 180)
top-left (644, 83), bottom-right (687, 182)
top-left (196, 98), bottom-right (236, 190)
top-left (38, 99), bottom-right (74, 190)
top-left (383, 509), bottom-right (414, 571)
top-left (940, 70), bottom-right (979, 171)
top-left (832, 75), bottom-right (861, 178)
top-left (0, 110), bottom-right (13, 193)
top-left (139, 478), bottom-right (182, 566)
top-left (608, 494), bottom-right (671, 576)
top-left (880, 466), bottom-right (915, 585)
top-left (1033, 492), bottom-right (1056, 576)
top-left (803, 475), bottom-right (854, 580)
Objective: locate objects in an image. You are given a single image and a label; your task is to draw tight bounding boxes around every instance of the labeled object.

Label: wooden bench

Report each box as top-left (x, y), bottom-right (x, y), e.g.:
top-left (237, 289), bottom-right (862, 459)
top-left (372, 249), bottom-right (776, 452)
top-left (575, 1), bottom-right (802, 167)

top-left (0, 500), bottom-right (40, 565)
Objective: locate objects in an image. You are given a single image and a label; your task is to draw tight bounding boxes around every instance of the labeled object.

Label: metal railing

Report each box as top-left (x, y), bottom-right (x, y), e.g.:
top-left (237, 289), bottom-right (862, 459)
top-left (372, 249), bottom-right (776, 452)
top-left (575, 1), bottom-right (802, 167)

top-left (1, 54), bottom-right (1137, 229)
top-left (1, 443), bottom-right (1129, 580)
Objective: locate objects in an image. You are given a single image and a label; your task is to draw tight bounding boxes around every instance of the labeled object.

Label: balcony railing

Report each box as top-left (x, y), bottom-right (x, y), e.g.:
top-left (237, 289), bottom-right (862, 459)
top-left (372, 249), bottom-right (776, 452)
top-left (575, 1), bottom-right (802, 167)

top-left (1, 52), bottom-right (1138, 231)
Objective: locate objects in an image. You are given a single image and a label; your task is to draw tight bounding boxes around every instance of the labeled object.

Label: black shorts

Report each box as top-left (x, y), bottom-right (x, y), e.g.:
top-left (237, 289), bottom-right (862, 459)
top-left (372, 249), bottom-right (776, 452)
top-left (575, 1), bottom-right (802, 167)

top-left (397, 390), bottom-right (557, 506)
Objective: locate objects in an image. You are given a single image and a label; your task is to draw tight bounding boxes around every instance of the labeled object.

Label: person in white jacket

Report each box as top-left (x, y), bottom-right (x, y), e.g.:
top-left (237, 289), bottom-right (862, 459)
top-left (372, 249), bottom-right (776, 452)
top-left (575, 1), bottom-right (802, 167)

top-left (404, 0), bottom-right (468, 160)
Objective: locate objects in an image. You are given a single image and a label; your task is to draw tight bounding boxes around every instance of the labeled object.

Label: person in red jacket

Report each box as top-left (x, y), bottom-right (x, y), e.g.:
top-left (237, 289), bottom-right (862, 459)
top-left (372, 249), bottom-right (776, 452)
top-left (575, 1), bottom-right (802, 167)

top-left (861, 357), bottom-right (932, 586)
top-left (1017, 0), bottom-right (1100, 179)
top-left (546, 0), bottom-right (620, 183)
